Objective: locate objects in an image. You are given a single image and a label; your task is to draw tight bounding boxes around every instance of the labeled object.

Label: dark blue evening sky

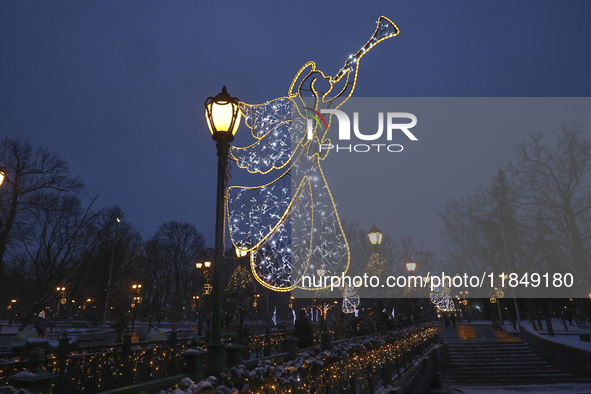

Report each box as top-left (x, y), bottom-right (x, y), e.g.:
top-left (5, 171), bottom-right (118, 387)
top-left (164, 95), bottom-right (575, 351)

top-left (1, 1), bottom-right (590, 259)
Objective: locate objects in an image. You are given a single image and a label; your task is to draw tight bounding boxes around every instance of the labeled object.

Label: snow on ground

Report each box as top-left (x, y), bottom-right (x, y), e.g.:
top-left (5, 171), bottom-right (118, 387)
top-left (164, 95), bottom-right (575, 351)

top-left (504, 319), bottom-right (591, 352)
top-left (448, 383), bottom-right (591, 394)
top-left (0, 386), bottom-right (35, 394)
top-left (455, 319), bottom-right (591, 351)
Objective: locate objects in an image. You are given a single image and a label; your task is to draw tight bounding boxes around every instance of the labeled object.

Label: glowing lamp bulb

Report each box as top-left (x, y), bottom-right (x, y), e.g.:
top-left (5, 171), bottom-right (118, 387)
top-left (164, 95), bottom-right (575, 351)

top-left (205, 86), bottom-right (241, 142)
top-left (367, 223), bottom-right (383, 246)
top-left (236, 246), bottom-right (249, 258)
top-left (405, 261), bottom-right (417, 272)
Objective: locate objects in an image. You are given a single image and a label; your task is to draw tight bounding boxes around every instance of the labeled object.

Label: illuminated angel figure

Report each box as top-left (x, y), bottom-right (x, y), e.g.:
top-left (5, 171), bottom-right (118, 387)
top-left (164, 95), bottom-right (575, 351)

top-left (341, 285), bottom-right (360, 314)
top-left (430, 283), bottom-right (455, 312)
top-left (228, 17), bottom-right (400, 291)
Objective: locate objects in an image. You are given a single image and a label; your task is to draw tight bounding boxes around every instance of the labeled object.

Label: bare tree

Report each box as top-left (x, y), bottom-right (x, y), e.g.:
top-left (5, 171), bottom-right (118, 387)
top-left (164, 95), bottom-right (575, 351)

top-left (508, 124), bottom-right (591, 278)
top-left (442, 125), bottom-right (591, 325)
top-left (84, 206), bottom-right (142, 326)
top-left (145, 221), bottom-right (207, 322)
top-left (0, 138), bottom-right (83, 289)
top-left (10, 193), bottom-right (100, 328)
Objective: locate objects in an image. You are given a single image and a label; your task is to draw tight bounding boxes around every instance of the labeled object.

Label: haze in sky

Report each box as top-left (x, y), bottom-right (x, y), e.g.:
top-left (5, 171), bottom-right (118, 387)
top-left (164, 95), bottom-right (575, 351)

top-left (1, 1), bottom-right (590, 259)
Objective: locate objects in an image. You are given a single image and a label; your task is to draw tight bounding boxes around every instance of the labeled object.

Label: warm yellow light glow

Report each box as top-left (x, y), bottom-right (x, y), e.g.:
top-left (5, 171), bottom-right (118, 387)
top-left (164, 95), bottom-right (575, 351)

top-left (132, 284), bottom-right (137, 289)
top-left (367, 224), bottom-right (383, 246)
top-left (236, 246), bottom-right (249, 258)
top-left (0, 169), bottom-right (5, 187)
top-left (230, 17), bottom-right (399, 292)
top-left (205, 101), bottom-right (242, 135)
top-left (405, 261), bottom-right (417, 272)
top-left (204, 261), bottom-right (212, 268)
top-left (196, 262), bottom-right (203, 269)
top-left (11, 299), bottom-right (16, 303)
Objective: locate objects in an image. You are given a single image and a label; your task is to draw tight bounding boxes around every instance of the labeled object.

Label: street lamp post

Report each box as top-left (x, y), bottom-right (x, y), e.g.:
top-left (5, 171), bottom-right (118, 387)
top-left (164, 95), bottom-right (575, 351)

top-left (7, 299), bottom-right (16, 327)
top-left (205, 86), bottom-right (242, 375)
top-left (195, 260), bottom-right (212, 325)
top-left (234, 245), bottom-right (251, 329)
top-left (131, 284), bottom-right (142, 330)
top-left (253, 294), bottom-right (260, 323)
top-left (367, 224), bottom-right (383, 322)
top-left (56, 287), bottom-right (66, 321)
top-left (192, 295), bottom-right (201, 318)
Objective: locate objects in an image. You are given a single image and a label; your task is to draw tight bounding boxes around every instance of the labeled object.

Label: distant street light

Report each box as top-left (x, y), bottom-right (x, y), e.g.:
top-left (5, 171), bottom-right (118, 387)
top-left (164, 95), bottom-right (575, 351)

top-left (7, 299), bottom-right (16, 327)
top-left (367, 223), bottom-right (384, 319)
top-left (192, 295), bottom-right (202, 324)
top-left (235, 245), bottom-right (249, 258)
top-left (205, 86), bottom-right (242, 375)
top-left (131, 284), bottom-right (142, 329)
top-left (0, 167), bottom-right (6, 187)
top-left (56, 287), bottom-right (67, 319)
top-left (195, 261), bottom-right (211, 284)
top-left (405, 261), bottom-right (417, 272)
top-left (367, 224), bottom-right (383, 253)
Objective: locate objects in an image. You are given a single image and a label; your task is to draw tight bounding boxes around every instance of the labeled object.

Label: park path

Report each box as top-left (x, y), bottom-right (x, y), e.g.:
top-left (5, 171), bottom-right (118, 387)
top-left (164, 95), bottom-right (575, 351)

top-left (440, 323), bottom-right (591, 393)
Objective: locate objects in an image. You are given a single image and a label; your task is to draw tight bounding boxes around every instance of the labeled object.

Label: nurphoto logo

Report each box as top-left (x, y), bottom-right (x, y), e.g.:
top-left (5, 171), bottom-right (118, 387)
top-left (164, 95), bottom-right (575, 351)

top-left (305, 107), bottom-right (418, 153)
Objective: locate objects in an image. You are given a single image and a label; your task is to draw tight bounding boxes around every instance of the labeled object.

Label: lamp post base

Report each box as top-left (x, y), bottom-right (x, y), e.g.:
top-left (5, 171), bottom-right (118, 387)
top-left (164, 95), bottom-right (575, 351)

top-left (206, 341), bottom-right (226, 376)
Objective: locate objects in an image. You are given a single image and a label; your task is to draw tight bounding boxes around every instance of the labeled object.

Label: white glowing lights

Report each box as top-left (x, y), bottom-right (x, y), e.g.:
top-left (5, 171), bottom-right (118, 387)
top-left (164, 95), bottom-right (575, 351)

top-left (227, 16), bottom-right (400, 292)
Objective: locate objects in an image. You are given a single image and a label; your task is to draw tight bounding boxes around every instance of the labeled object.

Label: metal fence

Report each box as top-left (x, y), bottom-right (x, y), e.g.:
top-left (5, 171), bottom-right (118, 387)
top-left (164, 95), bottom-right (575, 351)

top-left (0, 319), bottom-right (437, 393)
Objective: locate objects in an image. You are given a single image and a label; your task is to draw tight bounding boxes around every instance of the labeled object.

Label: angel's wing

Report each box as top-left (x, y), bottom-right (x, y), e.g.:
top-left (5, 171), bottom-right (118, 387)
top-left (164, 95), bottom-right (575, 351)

top-left (230, 98), bottom-right (294, 174)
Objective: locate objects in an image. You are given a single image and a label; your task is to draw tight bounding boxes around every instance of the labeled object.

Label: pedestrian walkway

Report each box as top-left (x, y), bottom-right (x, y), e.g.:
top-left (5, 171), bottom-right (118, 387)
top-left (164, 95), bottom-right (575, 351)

top-left (439, 323), bottom-right (591, 393)
top-left (444, 323), bottom-right (521, 344)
